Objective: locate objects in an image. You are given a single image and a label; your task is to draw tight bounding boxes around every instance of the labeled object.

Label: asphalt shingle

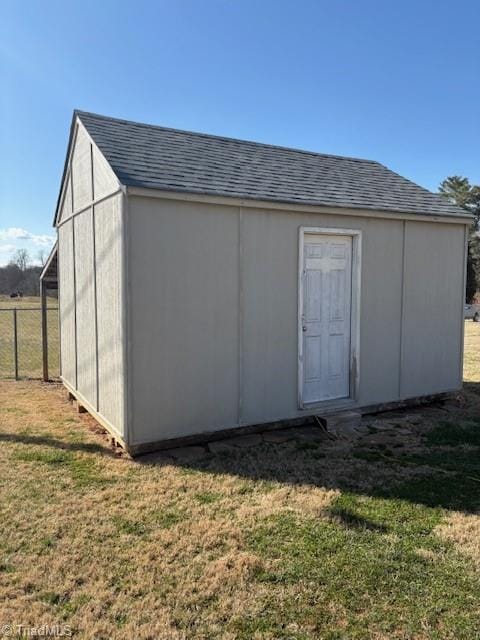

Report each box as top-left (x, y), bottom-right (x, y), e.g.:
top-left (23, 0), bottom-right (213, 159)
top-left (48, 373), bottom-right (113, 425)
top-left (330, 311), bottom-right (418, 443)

top-left (76, 111), bottom-right (467, 219)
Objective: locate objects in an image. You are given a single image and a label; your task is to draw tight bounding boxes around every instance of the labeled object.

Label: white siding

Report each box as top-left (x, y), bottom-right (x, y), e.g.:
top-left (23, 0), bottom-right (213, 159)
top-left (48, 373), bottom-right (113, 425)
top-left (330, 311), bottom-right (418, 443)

top-left (71, 124), bottom-right (93, 212)
top-left (57, 171), bottom-right (465, 448)
top-left (58, 126), bottom-right (117, 223)
top-left (58, 173), bottom-right (73, 224)
top-left (92, 145), bottom-right (118, 200)
top-left (128, 198), bottom-right (239, 444)
top-left (57, 123), bottom-right (125, 438)
top-left (359, 217), bottom-right (404, 403)
top-left (241, 209), bottom-right (404, 422)
top-left (94, 195), bottom-right (125, 435)
top-left (74, 210), bottom-right (97, 403)
top-left (58, 220), bottom-right (76, 386)
top-left (401, 221), bottom-right (465, 396)
top-left (127, 195), bottom-right (465, 446)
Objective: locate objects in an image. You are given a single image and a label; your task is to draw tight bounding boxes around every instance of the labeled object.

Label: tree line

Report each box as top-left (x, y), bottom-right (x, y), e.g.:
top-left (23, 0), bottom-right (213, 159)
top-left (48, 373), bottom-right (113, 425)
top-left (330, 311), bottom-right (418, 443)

top-left (439, 176), bottom-right (480, 303)
top-left (0, 249), bottom-right (44, 296)
top-left (1, 176), bottom-right (479, 301)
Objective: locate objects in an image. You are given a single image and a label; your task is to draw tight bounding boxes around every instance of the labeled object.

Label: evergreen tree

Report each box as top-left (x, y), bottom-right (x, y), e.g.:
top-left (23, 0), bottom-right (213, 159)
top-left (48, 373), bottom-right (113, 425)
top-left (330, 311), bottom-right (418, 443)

top-left (439, 176), bottom-right (480, 303)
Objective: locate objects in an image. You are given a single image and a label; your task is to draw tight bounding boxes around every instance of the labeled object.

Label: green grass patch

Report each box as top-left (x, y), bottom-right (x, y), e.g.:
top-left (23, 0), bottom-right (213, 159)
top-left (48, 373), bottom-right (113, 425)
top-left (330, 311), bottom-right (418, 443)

top-left (243, 495), bottom-right (480, 638)
top-left (0, 406), bottom-right (28, 415)
top-left (194, 491), bottom-right (222, 505)
top-left (236, 482), bottom-right (256, 495)
top-left (38, 535), bottom-right (56, 552)
top-left (387, 474), bottom-right (480, 512)
top-left (12, 448), bottom-right (71, 465)
top-left (153, 508), bottom-right (187, 529)
top-left (113, 516), bottom-right (149, 537)
top-left (40, 591), bottom-right (66, 606)
top-left (0, 298), bottom-right (59, 379)
top-left (11, 447), bottom-right (112, 488)
top-left (38, 590), bottom-right (90, 620)
top-left (425, 420), bottom-right (480, 446)
top-left (401, 447), bottom-right (480, 476)
top-left (352, 449), bottom-right (383, 462)
top-left (295, 441), bottom-right (319, 451)
top-left (0, 561), bottom-right (14, 573)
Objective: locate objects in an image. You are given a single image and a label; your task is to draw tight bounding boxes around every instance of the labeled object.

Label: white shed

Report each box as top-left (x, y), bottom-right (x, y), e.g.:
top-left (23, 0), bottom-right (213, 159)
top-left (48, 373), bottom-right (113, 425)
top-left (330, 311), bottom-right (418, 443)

top-left (53, 111), bottom-right (471, 454)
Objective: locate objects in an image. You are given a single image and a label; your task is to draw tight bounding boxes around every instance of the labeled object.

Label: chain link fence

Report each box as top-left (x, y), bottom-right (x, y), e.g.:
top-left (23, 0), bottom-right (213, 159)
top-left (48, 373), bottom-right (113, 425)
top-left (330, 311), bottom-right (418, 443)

top-left (0, 303), bottom-right (59, 380)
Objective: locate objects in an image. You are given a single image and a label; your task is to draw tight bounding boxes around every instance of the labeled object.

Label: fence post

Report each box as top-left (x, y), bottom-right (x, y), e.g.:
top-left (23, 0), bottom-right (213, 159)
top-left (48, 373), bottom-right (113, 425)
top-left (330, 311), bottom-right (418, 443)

top-left (41, 281), bottom-right (49, 381)
top-left (13, 308), bottom-right (18, 380)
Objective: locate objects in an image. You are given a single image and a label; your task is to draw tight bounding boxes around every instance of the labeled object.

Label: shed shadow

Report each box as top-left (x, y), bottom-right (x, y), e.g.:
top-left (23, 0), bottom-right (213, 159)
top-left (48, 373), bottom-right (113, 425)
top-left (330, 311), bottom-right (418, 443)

top-left (136, 385), bottom-right (480, 515)
top-left (0, 431), bottom-right (112, 455)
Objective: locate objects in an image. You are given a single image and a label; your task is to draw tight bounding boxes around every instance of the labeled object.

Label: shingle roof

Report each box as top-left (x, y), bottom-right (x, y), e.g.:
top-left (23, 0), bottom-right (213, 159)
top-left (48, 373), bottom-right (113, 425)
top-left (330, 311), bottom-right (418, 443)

top-left (76, 110), bottom-right (468, 219)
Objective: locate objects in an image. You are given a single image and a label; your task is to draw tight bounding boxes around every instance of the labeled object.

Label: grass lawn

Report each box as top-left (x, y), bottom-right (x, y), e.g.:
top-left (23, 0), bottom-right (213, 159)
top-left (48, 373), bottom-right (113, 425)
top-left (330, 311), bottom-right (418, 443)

top-left (0, 295), bottom-right (59, 379)
top-left (0, 323), bottom-right (478, 638)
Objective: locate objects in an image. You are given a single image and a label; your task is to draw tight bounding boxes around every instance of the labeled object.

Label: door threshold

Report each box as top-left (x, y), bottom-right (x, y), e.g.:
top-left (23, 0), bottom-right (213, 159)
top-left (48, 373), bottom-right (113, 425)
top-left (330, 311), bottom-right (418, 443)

top-left (301, 397), bottom-right (357, 413)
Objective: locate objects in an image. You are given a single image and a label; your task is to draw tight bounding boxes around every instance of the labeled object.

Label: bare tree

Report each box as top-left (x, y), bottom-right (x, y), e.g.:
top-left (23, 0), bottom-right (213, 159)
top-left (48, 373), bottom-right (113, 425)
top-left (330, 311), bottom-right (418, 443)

top-left (0, 263), bottom-right (22, 293)
top-left (439, 176), bottom-right (480, 303)
top-left (37, 249), bottom-right (47, 267)
top-left (12, 248), bottom-right (30, 271)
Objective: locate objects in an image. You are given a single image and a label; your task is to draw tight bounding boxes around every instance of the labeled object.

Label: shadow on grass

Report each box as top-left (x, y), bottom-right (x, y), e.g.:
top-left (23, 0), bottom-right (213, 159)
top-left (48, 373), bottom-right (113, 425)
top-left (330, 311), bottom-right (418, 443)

top-left (326, 505), bottom-right (389, 532)
top-left (152, 445), bottom-right (480, 513)
top-left (464, 381), bottom-right (480, 396)
top-left (5, 382), bottom-right (479, 513)
top-left (0, 432), bottom-right (110, 455)
top-left (136, 383), bottom-right (480, 514)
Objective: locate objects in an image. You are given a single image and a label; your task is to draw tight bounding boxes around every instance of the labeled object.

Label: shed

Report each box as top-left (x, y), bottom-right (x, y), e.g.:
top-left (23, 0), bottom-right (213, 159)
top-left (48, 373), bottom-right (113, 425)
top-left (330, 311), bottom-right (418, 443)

top-left (54, 111), bottom-right (471, 454)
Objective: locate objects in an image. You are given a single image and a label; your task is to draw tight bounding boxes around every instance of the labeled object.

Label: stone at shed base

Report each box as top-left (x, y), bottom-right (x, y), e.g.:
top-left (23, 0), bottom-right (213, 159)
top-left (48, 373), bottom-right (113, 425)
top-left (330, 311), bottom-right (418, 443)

top-left (208, 440), bottom-right (238, 454)
top-left (326, 411), bottom-right (362, 436)
top-left (226, 434), bottom-right (263, 448)
top-left (354, 422), bottom-right (371, 435)
top-left (168, 446), bottom-right (208, 461)
top-left (138, 451), bottom-right (174, 465)
top-left (263, 430), bottom-right (295, 444)
top-left (293, 425), bottom-right (330, 442)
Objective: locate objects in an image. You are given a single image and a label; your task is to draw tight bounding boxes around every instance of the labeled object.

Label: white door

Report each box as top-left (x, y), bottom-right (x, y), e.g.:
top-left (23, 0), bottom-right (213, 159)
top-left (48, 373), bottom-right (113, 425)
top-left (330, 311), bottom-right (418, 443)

top-left (302, 234), bottom-right (352, 404)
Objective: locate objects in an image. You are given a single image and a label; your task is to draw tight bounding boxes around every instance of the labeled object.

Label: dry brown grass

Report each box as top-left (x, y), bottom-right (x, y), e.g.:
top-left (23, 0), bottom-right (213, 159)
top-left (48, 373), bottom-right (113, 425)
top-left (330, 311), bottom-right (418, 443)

top-left (463, 320), bottom-right (480, 382)
top-left (0, 295), bottom-right (58, 309)
top-left (0, 296), bottom-right (59, 379)
top-left (0, 382), bottom-right (343, 638)
top-left (0, 326), bottom-right (479, 638)
top-left (436, 512), bottom-right (480, 569)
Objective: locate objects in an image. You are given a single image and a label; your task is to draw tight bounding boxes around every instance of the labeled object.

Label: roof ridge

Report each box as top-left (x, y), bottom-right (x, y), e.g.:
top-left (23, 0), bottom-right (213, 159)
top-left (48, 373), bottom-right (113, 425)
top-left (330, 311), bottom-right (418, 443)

top-left (74, 109), bottom-right (381, 166)
top-left (373, 162), bottom-right (450, 201)
top-left (69, 109), bottom-right (470, 221)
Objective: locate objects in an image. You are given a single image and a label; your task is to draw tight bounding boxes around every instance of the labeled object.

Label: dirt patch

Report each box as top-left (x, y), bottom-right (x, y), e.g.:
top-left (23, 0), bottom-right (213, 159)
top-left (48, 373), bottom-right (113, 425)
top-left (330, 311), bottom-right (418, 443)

top-left (0, 325), bottom-right (479, 640)
top-left (436, 512), bottom-right (480, 568)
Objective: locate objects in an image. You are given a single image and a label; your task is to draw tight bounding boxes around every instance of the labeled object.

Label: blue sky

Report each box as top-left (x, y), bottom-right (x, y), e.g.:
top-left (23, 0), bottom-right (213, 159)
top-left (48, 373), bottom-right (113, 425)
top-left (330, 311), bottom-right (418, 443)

top-left (1, 0), bottom-right (479, 265)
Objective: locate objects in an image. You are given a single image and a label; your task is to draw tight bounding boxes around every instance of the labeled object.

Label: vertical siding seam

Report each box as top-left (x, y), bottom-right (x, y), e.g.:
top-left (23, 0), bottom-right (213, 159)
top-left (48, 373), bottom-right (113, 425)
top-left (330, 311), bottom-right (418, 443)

top-left (90, 143), bottom-right (95, 202)
top-left (70, 125), bottom-right (77, 215)
top-left (238, 206), bottom-right (243, 425)
top-left (348, 238), bottom-right (355, 397)
top-left (458, 224), bottom-right (468, 385)
top-left (57, 229), bottom-right (62, 378)
top-left (56, 189), bottom-right (123, 229)
top-left (352, 232), bottom-right (362, 402)
top-left (121, 188), bottom-right (131, 443)
top-left (72, 218), bottom-right (78, 390)
top-left (297, 228), bottom-right (304, 408)
top-left (398, 220), bottom-right (407, 399)
top-left (92, 206), bottom-right (99, 411)
top-left (69, 166), bottom-right (74, 216)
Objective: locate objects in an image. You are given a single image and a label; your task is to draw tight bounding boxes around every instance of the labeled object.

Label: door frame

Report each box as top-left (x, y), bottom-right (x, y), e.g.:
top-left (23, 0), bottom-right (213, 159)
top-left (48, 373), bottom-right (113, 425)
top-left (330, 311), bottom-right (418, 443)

top-left (298, 226), bottom-right (362, 409)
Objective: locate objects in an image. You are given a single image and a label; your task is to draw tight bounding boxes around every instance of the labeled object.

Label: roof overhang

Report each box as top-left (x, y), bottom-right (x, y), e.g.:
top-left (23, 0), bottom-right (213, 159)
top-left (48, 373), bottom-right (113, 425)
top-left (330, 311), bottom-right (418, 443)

top-left (52, 113), bottom-right (79, 228)
top-left (39, 241), bottom-right (58, 288)
top-left (126, 185), bottom-right (474, 226)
